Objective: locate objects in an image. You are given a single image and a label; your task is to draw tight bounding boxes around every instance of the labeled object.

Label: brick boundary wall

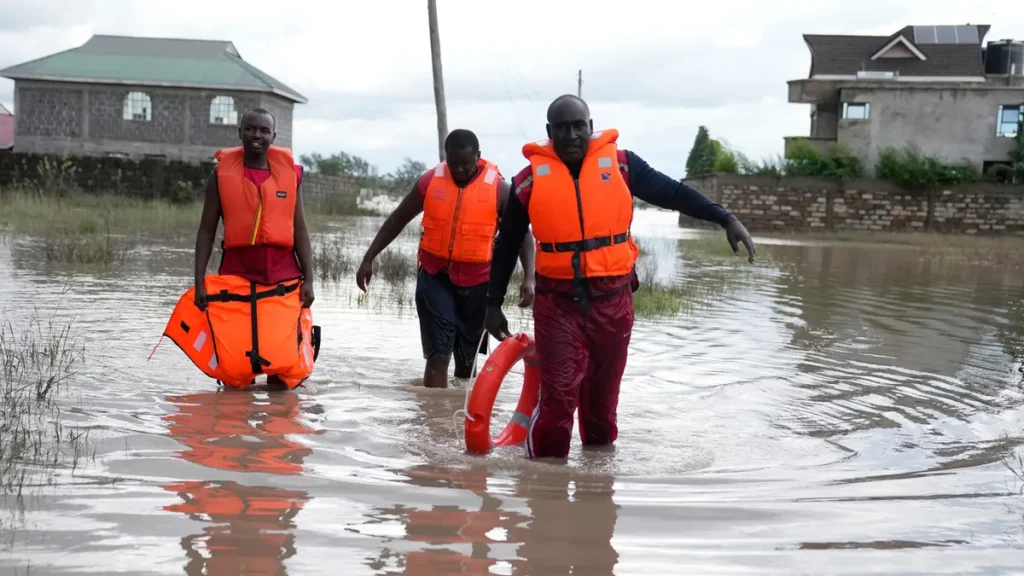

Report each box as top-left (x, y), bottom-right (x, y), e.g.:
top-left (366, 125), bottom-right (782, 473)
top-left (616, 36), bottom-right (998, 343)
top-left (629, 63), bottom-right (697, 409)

top-left (678, 173), bottom-right (1024, 235)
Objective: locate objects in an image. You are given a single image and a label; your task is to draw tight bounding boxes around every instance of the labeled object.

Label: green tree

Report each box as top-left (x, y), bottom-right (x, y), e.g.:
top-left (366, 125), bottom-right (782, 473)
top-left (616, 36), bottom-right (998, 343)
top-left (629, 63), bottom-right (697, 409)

top-left (711, 139), bottom-right (739, 174)
top-left (384, 158), bottom-right (429, 196)
top-left (685, 126), bottom-right (716, 177)
top-left (298, 151), bottom-right (376, 179)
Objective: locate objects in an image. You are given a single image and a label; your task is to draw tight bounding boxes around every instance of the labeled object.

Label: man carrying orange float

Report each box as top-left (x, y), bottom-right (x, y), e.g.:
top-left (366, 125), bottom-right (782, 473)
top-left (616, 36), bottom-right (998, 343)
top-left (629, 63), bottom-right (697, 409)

top-left (356, 129), bottom-right (535, 389)
top-left (484, 95), bottom-right (756, 459)
top-left (161, 108), bottom-right (318, 391)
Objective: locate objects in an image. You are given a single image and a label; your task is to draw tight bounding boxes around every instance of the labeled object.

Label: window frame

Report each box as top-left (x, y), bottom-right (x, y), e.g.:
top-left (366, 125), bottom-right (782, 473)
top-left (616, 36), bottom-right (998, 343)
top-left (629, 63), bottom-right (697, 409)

top-left (122, 91), bottom-right (152, 122)
top-left (995, 104), bottom-right (1023, 138)
top-left (842, 102), bottom-right (870, 121)
top-left (209, 95), bottom-right (238, 126)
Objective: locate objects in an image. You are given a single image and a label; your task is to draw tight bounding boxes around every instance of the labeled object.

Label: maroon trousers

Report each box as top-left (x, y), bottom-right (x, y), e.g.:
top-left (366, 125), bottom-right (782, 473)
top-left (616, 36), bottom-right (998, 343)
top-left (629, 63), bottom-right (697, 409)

top-left (526, 287), bottom-right (635, 459)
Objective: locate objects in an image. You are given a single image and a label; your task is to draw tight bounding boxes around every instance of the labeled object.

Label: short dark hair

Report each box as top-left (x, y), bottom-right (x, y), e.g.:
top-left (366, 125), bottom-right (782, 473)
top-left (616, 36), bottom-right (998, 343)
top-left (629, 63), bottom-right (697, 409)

top-left (547, 94), bottom-right (590, 122)
top-left (241, 107), bottom-right (275, 129)
top-left (444, 129), bottom-right (479, 155)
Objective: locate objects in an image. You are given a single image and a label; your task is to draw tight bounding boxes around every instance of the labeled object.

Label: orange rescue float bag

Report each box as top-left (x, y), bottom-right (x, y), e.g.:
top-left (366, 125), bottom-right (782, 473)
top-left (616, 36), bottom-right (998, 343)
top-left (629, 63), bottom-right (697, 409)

top-left (463, 332), bottom-right (540, 454)
top-left (162, 274), bottom-right (320, 390)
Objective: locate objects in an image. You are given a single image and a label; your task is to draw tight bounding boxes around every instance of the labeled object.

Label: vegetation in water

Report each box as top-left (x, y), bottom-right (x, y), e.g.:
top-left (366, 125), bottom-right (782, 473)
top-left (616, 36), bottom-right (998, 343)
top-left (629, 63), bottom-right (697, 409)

top-left (1, 291), bottom-right (93, 535)
top-left (0, 188), bottom-right (202, 236)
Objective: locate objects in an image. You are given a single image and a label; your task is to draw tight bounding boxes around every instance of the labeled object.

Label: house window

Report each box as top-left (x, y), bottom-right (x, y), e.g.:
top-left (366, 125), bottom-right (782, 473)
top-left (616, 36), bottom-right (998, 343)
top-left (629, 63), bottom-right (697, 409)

top-left (996, 105), bottom-right (1023, 138)
top-left (842, 102), bottom-right (870, 120)
top-left (122, 91), bottom-right (152, 121)
top-left (209, 95), bottom-right (238, 125)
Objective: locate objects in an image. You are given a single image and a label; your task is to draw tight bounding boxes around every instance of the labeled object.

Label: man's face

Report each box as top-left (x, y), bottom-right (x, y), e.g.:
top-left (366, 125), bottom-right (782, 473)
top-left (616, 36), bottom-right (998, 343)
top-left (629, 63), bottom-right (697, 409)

top-left (238, 112), bottom-right (275, 154)
top-left (447, 146), bottom-right (480, 186)
top-left (546, 101), bottom-right (593, 165)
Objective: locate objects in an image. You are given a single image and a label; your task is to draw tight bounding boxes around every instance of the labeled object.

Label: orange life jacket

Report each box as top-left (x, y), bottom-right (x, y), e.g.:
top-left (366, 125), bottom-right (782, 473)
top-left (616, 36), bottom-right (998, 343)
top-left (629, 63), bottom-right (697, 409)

top-left (214, 145), bottom-right (297, 249)
top-left (420, 159), bottom-right (501, 264)
top-left (523, 129), bottom-right (638, 280)
top-left (161, 274), bottom-right (319, 390)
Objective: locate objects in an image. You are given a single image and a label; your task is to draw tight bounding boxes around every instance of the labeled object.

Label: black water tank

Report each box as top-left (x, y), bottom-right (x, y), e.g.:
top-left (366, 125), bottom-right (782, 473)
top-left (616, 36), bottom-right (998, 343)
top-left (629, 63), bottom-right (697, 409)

top-left (985, 40), bottom-right (1024, 75)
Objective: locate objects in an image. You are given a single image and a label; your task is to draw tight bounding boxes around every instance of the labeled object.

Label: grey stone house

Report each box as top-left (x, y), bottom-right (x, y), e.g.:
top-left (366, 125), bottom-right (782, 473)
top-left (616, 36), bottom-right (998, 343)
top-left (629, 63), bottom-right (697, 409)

top-left (787, 24), bottom-right (1024, 174)
top-left (0, 34), bottom-right (307, 163)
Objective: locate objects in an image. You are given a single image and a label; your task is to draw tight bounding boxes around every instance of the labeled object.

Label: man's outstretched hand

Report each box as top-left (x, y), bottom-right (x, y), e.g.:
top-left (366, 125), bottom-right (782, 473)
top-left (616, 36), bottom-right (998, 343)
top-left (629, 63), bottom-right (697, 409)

top-left (484, 305), bottom-right (511, 341)
top-left (726, 220), bottom-right (756, 264)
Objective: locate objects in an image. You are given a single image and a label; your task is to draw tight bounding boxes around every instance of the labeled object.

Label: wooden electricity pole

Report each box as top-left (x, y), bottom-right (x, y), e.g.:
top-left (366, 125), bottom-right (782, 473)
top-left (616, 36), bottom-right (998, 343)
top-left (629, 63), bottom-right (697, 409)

top-left (428, 0), bottom-right (448, 162)
top-left (577, 69), bottom-right (582, 98)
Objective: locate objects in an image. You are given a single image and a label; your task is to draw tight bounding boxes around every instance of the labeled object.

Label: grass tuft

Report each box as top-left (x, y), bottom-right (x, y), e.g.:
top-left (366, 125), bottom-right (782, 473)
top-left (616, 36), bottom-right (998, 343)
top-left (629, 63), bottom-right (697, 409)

top-left (0, 289), bottom-right (92, 522)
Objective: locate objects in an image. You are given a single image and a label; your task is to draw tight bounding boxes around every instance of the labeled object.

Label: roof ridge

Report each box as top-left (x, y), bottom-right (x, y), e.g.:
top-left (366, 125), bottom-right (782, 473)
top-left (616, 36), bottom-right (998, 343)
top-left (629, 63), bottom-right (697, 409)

top-left (90, 33), bottom-right (232, 44)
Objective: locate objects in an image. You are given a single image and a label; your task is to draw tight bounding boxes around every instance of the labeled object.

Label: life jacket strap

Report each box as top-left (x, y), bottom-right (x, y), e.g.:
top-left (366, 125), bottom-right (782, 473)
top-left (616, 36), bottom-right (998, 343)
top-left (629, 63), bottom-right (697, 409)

top-left (538, 232), bottom-right (628, 253)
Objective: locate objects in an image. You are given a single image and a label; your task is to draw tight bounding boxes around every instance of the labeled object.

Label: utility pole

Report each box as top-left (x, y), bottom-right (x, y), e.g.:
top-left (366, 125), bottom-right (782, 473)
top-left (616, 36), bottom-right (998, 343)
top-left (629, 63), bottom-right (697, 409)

top-left (577, 69), bottom-right (582, 98)
top-left (428, 0), bottom-right (448, 162)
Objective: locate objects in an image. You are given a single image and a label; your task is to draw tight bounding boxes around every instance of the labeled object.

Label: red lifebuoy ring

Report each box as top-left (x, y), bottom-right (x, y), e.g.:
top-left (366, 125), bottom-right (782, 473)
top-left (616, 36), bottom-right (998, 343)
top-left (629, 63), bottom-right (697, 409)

top-left (464, 332), bottom-right (540, 454)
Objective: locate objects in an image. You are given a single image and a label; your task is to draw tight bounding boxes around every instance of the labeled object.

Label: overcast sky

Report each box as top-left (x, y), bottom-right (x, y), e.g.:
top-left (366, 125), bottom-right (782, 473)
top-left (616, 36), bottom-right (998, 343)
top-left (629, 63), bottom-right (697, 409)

top-left (1, 1), bottom-right (1021, 178)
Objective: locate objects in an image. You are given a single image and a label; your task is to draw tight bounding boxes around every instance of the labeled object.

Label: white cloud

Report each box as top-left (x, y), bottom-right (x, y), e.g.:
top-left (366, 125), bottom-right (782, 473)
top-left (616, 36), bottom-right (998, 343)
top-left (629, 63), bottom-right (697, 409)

top-left (1, 0), bottom-right (1022, 178)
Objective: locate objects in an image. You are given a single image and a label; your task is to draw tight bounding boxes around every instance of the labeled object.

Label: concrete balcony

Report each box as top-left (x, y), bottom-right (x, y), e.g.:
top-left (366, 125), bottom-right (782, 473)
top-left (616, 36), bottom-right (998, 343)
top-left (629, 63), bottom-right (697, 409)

top-left (788, 79), bottom-right (841, 104)
top-left (784, 136), bottom-right (837, 157)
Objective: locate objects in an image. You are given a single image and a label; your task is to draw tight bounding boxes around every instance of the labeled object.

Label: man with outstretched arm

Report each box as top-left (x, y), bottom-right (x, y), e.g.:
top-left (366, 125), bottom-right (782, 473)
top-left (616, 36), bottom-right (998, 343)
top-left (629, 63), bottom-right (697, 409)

top-left (357, 129), bottom-right (536, 389)
top-left (484, 95), bottom-right (755, 459)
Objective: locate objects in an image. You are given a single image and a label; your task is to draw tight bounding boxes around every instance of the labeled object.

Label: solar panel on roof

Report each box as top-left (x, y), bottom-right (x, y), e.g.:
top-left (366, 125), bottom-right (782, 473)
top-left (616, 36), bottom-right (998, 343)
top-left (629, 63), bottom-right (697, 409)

top-left (955, 25), bottom-right (979, 44)
top-left (935, 26), bottom-right (957, 44)
top-left (914, 26), bottom-right (937, 44)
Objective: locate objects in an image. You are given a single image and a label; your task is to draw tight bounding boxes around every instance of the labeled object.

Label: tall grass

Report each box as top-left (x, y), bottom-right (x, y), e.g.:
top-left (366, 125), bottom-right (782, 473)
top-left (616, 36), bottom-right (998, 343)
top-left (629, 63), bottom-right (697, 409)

top-left (1, 188), bottom-right (202, 235)
top-left (0, 293), bottom-right (92, 515)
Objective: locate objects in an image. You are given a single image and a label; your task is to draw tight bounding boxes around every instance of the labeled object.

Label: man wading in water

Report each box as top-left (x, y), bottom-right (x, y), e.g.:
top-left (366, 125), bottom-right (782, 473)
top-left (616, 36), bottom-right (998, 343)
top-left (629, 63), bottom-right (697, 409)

top-left (357, 129), bottom-right (536, 389)
top-left (193, 108), bottom-right (315, 390)
top-left (485, 95), bottom-right (756, 459)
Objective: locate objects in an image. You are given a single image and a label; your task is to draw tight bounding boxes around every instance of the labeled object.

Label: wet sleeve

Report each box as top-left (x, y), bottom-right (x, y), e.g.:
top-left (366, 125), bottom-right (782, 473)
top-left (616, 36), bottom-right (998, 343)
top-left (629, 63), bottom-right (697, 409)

top-left (626, 150), bottom-right (737, 228)
top-left (486, 189), bottom-right (531, 306)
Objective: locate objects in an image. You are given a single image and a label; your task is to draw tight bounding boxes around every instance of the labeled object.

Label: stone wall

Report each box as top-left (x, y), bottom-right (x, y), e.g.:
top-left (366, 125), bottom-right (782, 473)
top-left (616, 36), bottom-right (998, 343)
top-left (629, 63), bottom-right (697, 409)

top-left (0, 152), bottom-right (358, 212)
top-left (12, 80), bottom-right (295, 163)
top-left (679, 173), bottom-right (1024, 235)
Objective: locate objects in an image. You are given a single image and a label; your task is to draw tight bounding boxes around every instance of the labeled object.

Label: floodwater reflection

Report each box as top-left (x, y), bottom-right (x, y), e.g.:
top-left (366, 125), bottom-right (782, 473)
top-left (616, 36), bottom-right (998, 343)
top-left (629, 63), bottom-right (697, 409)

top-left (161, 390), bottom-right (323, 575)
top-left (3, 210), bottom-right (1024, 574)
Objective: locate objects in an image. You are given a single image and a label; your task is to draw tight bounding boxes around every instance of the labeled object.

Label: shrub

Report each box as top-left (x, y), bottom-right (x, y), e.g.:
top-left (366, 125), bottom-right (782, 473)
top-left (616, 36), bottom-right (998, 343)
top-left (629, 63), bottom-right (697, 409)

top-left (875, 144), bottom-right (980, 192)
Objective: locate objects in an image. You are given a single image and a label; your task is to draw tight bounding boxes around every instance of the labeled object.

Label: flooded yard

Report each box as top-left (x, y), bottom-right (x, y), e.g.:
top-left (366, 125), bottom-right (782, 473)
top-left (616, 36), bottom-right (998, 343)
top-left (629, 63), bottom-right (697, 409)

top-left (2, 207), bottom-right (1024, 575)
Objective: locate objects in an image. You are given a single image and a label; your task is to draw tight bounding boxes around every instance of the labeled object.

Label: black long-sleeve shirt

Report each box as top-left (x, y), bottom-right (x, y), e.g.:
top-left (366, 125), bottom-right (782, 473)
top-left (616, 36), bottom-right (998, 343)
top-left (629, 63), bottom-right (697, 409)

top-left (486, 149), bottom-right (736, 306)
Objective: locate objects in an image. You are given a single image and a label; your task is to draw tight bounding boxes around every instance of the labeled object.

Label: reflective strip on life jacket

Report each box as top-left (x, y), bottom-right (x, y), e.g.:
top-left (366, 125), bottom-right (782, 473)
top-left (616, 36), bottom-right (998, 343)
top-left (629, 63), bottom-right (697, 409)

top-left (420, 159), bottom-right (501, 264)
top-left (214, 146), bottom-right (298, 249)
top-left (523, 129), bottom-right (639, 280)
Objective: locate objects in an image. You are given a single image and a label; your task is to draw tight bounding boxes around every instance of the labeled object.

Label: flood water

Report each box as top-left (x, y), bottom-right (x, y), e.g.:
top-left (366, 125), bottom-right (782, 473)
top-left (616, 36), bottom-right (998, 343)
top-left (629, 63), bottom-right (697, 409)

top-left (2, 209), bottom-right (1024, 575)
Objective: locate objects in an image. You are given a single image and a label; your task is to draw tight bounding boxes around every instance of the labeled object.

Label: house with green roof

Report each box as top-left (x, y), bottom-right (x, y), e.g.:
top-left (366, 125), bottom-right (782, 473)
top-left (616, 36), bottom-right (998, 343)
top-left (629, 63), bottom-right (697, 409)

top-left (0, 34), bottom-right (307, 163)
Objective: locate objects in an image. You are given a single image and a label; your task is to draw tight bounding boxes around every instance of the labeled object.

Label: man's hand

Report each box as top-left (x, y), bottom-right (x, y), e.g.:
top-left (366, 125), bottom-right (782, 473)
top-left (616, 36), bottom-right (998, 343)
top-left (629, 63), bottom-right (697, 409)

top-left (356, 257), bottom-right (373, 292)
top-left (726, 220), bottom-right (756, 264)
top-left (518, 277), bottom-right (535, 308)
top-left (301, 282), bottom-right (315, 308)
top-left (194, 283), bottom-right (208, 311)
top-left (484, 305), bottom-right (511, 341)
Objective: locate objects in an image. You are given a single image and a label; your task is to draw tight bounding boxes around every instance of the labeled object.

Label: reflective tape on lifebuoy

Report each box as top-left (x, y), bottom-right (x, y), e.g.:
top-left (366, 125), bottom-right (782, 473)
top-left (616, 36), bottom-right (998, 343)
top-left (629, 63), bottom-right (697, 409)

top-left (464, 332), bottom-right (540, 454)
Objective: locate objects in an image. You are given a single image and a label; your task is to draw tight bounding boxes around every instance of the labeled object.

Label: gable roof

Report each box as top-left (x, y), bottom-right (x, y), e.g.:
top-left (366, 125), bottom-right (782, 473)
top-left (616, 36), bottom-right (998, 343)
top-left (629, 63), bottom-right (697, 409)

top-left (0, 34), bottom-right (306, 103)
top-left (870, 35), bottom-right (927, 61)
top-left (803, 24), bottom-right (990, 78)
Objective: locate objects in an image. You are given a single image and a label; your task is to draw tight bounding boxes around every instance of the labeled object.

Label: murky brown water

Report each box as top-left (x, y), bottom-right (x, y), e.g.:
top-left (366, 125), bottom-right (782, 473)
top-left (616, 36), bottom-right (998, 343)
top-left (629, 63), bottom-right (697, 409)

top-left (2, 210), bottom-right (1024, 575)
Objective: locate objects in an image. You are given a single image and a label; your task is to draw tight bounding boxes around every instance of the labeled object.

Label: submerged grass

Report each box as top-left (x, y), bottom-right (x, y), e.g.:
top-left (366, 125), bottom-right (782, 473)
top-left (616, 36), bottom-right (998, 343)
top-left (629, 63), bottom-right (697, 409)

top-left (1, 188), bottom-right (202, 236)
top-left (41, 231), bottom-right (132, 266)
top-left (1, 289), bottom-right (92, 531)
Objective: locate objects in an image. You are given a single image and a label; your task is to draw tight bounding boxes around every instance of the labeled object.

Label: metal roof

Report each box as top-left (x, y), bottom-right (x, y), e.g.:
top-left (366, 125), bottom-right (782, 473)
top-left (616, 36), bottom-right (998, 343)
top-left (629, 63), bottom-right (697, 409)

top-left (0, 34), bottom-right (306, 103)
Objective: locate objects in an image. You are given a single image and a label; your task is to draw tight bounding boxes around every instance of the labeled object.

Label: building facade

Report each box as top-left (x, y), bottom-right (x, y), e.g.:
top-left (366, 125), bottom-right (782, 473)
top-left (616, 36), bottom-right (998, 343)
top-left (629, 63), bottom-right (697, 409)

top-left (0, 35), bottom-right (306, 163)
top-left (787, 24), bottom-right (1024, 174)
